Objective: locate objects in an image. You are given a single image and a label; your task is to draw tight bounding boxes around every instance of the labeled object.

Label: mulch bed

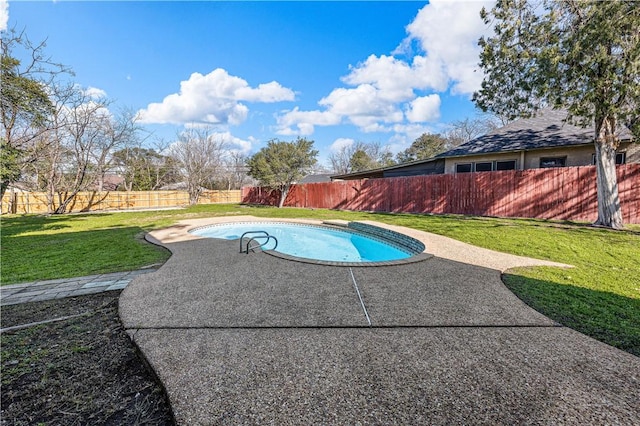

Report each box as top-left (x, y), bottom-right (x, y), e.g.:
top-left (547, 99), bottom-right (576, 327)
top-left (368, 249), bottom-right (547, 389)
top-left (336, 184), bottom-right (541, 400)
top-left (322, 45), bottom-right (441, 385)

top-left (1, 292), bottom-right (175, 425)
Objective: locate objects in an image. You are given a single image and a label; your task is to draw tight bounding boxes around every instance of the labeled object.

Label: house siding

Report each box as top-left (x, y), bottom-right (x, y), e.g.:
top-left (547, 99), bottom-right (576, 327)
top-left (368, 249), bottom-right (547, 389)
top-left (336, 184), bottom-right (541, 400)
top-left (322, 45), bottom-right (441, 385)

top-left (444, 152), bottom-right (520, 174)
top-left (444, 142), bottom-right (638, 174)
top-left (384, 159), bottom-right (445, 177)
top-left (624, 142), bottom-right (640, 163)
top-left (524, 145), bottom-right (594, 168)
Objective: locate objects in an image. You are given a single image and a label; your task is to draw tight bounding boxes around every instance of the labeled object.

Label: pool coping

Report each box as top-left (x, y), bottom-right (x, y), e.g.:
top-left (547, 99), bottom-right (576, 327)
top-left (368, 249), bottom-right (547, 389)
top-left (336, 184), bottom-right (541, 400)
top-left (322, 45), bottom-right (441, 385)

top-left (263, 249), bottom-right (433, 267)
top-left (146, 215), bottom-right (572, 272)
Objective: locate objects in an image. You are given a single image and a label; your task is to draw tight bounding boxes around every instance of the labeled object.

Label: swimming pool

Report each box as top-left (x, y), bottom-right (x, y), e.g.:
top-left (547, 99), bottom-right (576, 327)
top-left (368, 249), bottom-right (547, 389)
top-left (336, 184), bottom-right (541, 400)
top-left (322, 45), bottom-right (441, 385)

top-left (189, 222), bottom-right (425, 264)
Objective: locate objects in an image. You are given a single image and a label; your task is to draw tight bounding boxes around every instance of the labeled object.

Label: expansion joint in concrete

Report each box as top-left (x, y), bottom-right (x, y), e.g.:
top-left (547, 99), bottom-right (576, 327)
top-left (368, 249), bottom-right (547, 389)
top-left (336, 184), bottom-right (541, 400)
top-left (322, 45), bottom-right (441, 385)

top-left (349, 267), bottom-right (371, 326)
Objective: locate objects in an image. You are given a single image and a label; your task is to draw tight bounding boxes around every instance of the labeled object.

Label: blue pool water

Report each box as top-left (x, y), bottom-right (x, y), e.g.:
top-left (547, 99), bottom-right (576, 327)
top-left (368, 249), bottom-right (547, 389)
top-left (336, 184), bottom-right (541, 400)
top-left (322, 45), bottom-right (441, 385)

top-left (190, 222), bottom-right (413, 263)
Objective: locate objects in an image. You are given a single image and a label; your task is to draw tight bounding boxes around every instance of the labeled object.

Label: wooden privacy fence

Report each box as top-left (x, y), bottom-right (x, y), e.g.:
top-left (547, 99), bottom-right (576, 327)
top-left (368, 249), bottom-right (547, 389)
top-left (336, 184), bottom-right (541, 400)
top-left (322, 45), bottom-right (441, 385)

top-left (242, 164), bottom-right (640, 223)
top-left (1, 190), bottom-right (242, 214)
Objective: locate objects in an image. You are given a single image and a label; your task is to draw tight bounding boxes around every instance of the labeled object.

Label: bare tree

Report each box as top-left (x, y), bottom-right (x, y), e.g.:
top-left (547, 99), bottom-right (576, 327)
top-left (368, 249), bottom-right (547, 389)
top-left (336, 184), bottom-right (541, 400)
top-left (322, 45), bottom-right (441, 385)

top-left (329, 141), bottom-right (394, 174)
top-left (170, 127), bottom-right (227, 205)
top-left (328, 145), bottom-right (352, 175)
top-left (444, 115), bottom-right (500, 148)
top-left (23, 81), bottom-right (80, 212)
top-left (1, 28), bottom-right (72, 199)
top-left (26, 87), bottom-right (140, 213)
top-left (222, 152), bottom-right (250, 190)
top-left (91, 108), bottom-right (140, 192)
top-left (3, 28), bottom-right (143, 213)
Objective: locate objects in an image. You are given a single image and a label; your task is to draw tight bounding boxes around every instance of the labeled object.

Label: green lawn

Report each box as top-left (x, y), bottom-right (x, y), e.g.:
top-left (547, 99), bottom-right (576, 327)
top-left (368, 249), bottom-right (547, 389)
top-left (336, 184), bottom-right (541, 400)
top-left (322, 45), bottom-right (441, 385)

top-left (2, 204), bottom-right (638, 356)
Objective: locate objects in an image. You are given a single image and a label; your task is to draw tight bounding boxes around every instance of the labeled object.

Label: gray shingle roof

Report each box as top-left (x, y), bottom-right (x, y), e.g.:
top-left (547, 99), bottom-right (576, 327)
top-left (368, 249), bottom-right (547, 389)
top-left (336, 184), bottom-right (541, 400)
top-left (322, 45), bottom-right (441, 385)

top-left (439, 108), bottom-right (633, 158)
top-left (298, 173), bottom-right (334, 184)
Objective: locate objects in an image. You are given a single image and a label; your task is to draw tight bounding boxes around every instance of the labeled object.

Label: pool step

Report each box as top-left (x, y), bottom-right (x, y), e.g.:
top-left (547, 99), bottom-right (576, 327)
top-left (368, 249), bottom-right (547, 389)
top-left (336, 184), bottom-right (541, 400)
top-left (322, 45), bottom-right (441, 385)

top-left (322, 220), bottom-right (350, 227)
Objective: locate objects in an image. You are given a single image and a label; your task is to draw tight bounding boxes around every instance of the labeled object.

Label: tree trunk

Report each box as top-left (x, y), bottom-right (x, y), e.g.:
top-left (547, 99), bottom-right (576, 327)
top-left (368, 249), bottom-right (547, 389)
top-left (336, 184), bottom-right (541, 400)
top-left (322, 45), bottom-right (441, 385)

top-left (46, 180), bottom-right (55, 214)
top-left (188, 187), bottom-right (200, 205)
top-left (54, 189), bottom-right (80, 214)
top-left (593, 117), bottom-right (623, 229)
top-left (278, 185), bottom-right (290, 208)
top-left (0, 180), bottom-right (8, 201)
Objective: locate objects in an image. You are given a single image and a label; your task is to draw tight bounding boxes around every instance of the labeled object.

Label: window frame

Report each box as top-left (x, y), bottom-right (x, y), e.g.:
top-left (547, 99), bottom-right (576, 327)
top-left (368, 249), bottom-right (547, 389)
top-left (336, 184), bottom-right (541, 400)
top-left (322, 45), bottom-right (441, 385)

top-left (455, 159), bottom-right (519, 173)
top-left (455, 163), bottom-right (473, 173)
top-left (495, 160), bottom-right (517, 171)
top-left (474, 162), bottom-right (493, 172)
top-left (591, 152), bottom-right (626, 165)
top-left (539, 157), bottom-right (567, 168)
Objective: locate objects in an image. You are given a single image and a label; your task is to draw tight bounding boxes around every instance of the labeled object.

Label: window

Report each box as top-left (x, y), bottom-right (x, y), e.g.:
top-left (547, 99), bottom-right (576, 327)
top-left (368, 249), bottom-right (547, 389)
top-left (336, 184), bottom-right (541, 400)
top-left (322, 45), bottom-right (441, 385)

top-left (540, 157), bottom-right (567, 168)
top-left (474, 162), bottom-right (493, 172)
top-left (591, 152), bottom-right (626, 165)
top-left (456, 163), bottom-right (472, 173)
top-left (495, 160), bottom-right (517, 170)
top-left (456, 160), bottom-right (517, 173)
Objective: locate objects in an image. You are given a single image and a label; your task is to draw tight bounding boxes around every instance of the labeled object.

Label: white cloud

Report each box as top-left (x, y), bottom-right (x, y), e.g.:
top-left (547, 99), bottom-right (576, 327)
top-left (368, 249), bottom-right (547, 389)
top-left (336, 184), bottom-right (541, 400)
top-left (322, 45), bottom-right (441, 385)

top-left (392, 123), bottom-right (437, 141)
top-left (343, 54), bottom-right (447, 99)
top-left (329, 138), bottom-right (355, 152)
top-left (213, 131), bottom-right (254, 154)
top-left (406, 94), bottom-right (440, 123)
top-left (138, 68), bottom-right (295, 125)
top-left (321, 85), bottom-right (403, 121)
top-left (276, 1), bottom-right (493, 139)
top-left (235, 81), bottom-right (295, 103)
top-left (84, 86), bottom-right (107, 99)
top-left (276, 107), bottom-right (341, 136)
top-left (0, 0), bottom-right (8, 32)
top-left (343, 55), bottom-right (417, 102)
top-left (403, 0), bottom-right (494, 95)
top-left (385, 123), bottom-right (441, 155)
top-left (278, 79), bottom-right (407, 135)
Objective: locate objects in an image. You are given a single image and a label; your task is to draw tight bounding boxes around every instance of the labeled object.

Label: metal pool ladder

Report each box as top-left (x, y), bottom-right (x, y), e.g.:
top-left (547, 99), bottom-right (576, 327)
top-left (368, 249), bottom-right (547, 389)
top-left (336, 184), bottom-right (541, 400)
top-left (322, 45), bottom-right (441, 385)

top-left (240, 231), bottom-right (278, 254)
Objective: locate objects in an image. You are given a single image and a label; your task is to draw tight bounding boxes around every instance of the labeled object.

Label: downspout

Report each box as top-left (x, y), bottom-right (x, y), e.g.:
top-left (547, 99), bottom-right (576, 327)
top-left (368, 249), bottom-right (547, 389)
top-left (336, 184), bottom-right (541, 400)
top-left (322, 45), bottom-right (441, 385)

top-left (520, 151), bottom-right (525, 170)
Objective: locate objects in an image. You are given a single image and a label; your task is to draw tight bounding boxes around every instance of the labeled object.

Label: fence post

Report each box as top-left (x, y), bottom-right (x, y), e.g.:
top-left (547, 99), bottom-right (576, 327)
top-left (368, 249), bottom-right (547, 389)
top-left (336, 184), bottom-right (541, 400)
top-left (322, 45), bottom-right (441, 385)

top-left (11, 191), bottom-right (17, 214)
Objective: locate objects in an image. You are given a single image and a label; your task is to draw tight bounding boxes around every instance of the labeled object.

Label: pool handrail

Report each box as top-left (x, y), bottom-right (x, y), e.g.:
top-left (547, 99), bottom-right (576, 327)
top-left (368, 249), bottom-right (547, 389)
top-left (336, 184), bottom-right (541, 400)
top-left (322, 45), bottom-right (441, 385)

top-left (240, 231), bottom-right (278, 254)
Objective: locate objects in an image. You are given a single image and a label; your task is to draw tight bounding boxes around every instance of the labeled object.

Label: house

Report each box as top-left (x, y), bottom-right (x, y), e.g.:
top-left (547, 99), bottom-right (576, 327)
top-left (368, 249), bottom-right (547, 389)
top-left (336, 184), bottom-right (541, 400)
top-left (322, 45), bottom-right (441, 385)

top-left (98, 174), bottom-right (125, 191)
top-left (440, 108), bottom-right (636, 174)
top-left (331, 109), bottom-right (638, 181)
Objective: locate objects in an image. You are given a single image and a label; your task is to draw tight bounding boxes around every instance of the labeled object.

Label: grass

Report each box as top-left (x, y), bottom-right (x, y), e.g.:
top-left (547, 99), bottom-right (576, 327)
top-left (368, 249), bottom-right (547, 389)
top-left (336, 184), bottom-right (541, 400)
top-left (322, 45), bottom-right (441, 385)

top-left (1, 204), bottom-right (639, 355)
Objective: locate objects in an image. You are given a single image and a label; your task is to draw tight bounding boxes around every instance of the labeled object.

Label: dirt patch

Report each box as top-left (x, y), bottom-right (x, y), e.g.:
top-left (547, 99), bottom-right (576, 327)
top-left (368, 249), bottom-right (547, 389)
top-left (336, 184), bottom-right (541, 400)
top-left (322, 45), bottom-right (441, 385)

top-left (1, 292), bottom-right (174, 425)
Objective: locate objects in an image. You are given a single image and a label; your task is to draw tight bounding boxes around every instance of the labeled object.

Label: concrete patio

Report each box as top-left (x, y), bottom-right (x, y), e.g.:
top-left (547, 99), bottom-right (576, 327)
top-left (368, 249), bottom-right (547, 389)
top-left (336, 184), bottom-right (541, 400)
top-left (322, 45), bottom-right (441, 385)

top-left (119, 216), bottom-right (640, 425)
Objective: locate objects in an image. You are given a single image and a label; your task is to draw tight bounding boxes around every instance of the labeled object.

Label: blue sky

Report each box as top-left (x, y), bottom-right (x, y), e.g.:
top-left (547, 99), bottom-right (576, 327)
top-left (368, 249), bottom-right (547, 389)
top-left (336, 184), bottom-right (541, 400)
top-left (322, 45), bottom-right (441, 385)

top-left (2, 0), bottom-right (494, 167)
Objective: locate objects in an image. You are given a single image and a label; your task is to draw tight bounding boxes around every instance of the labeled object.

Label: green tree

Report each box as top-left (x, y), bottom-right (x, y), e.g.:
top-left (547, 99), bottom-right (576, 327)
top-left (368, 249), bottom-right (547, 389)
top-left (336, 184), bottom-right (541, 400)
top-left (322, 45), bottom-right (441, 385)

top-left (473, 0), bottom-right (640, 229)
top-left (349, 149), bottom-right (376, 172)
top-left (378, 151), bottom-right (396, 168)
top-left (247, 137), bottom-right (318, 208)
top-left (0, 140), bottom-right (21, 191)
top-left (396, 133), bottom-right (448, 164)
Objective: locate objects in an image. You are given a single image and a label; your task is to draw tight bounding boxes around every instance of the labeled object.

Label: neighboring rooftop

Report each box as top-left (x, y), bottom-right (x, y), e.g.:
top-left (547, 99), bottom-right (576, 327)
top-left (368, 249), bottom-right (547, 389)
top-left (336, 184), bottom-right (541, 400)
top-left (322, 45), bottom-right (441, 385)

top-left (439, 108), bottom-right (633, 158)
top-left (298, 173), bottom-right (334, 184)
